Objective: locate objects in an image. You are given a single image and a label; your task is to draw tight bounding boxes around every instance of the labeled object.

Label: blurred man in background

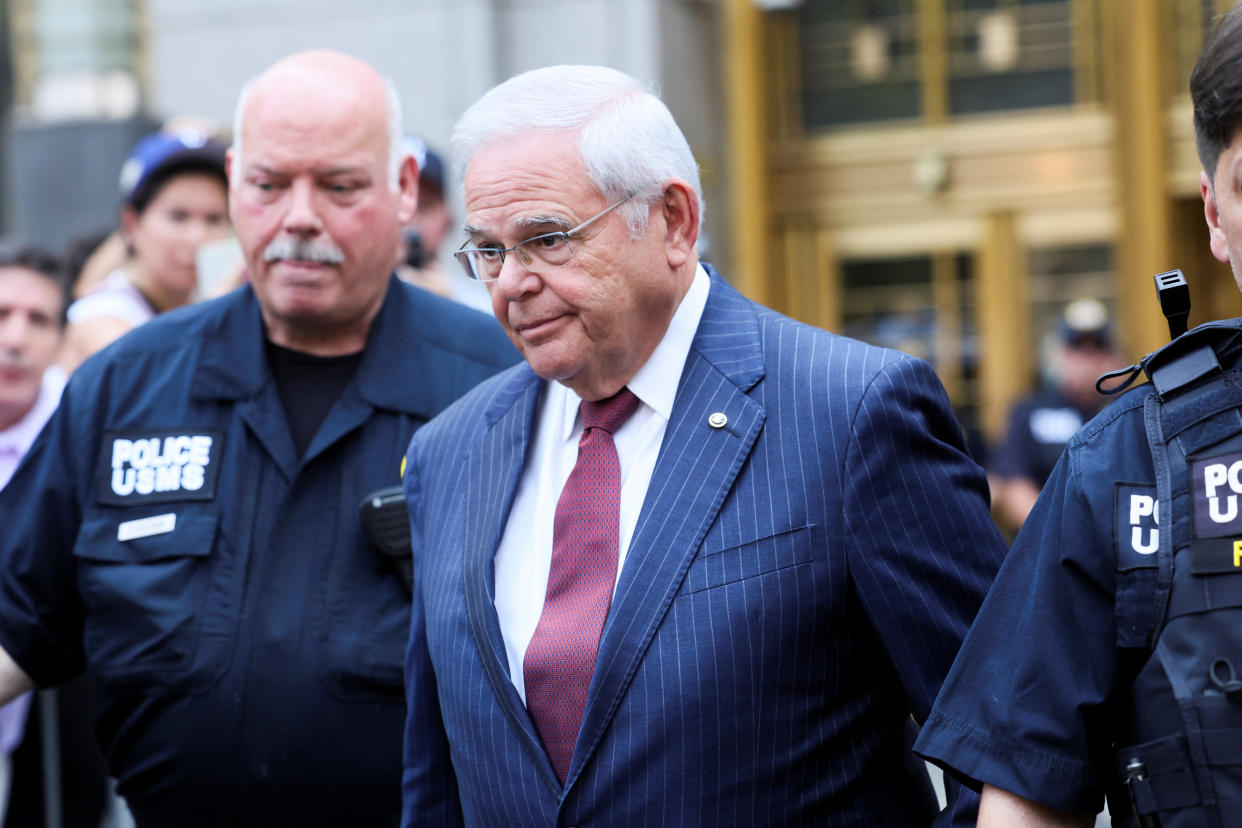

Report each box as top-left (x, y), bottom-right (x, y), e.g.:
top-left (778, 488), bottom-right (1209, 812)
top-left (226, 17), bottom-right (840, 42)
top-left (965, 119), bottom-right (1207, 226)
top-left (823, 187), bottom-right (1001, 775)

top-left (394, 136), bottom-right (454, 298)
top-left (0, 245), bottom-right (65, 490)
top-left (991, 297), bottom-right (1117, 531)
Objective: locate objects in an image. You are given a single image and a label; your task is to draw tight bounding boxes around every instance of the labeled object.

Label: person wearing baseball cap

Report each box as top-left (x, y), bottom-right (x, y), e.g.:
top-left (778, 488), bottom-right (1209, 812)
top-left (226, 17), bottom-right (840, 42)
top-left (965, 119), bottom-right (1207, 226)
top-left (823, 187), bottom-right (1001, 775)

top-left (991, 297), bottom-right (1119, 532)
top-left (393, 135), bottom-right (454, 297)
top-left (59, 128), bottom-right (230, 372)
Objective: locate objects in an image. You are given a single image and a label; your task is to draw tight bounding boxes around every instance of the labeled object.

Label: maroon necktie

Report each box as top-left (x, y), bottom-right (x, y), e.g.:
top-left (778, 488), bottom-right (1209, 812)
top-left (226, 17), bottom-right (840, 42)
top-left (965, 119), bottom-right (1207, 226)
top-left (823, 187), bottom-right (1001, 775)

top-left (524, 387), bottom-right (640, 784)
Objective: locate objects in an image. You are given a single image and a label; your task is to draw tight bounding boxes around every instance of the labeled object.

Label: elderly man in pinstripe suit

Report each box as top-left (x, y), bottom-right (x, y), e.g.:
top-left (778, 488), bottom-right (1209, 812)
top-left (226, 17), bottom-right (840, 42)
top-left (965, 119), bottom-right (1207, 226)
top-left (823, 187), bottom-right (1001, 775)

top-left (401, 65), bottom-right (1007, 827)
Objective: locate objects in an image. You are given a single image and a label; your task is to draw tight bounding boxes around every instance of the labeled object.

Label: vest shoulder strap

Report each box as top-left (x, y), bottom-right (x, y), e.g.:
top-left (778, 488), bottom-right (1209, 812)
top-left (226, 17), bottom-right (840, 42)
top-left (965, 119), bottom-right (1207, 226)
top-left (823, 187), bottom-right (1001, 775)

top-left (1141, 318), bottom-right (1242, 400)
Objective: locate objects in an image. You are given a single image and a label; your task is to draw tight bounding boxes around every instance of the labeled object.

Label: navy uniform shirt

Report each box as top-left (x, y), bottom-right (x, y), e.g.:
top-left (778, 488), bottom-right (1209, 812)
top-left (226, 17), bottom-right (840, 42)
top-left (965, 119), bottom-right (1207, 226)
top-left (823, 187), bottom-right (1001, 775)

top-left (993, 386), bottom-right (1099, 488)
top-left (0, 278), bottom-right (518, 827)
top-left (913, 380), bottom-right (1156, 815)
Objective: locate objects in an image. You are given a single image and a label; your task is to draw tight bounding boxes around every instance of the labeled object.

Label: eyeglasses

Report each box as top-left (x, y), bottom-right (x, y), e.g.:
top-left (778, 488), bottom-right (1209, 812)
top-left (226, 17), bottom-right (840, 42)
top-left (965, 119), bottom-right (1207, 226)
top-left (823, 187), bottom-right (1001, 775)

top-left (454, 192), bottom-right (634, 282)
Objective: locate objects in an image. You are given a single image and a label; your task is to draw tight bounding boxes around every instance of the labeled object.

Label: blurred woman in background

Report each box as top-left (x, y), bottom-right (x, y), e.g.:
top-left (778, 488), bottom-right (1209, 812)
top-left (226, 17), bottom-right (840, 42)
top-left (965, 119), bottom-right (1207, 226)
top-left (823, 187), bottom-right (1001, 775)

top-left (59, 129), bottom-right (230, 373)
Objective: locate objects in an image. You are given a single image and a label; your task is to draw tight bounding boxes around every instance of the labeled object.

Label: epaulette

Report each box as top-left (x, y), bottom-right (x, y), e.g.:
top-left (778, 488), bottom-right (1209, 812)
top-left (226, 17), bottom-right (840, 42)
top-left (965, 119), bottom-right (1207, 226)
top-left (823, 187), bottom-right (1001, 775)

top-left (1097, 319), bottom-right (1242, 400)
top-left (1141, 318), bottom-right (1242, 399)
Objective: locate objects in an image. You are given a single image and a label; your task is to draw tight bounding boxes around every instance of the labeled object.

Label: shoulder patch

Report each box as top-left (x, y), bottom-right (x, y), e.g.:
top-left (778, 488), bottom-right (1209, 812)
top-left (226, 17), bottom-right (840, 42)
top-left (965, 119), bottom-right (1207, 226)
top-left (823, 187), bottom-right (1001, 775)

top-left (1191, 451), bottom-right (1242, 537)
top-left (1115, 483), bottom-right (1159, 569)
top-left (96, 429), bottom-right (223, 506)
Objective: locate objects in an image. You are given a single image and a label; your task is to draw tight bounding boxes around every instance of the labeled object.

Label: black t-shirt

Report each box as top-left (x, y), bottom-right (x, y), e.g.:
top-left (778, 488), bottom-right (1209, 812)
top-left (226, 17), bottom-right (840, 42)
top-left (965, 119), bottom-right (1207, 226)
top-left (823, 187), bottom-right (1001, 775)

top-left (264, 340), bottom-right (364, 457)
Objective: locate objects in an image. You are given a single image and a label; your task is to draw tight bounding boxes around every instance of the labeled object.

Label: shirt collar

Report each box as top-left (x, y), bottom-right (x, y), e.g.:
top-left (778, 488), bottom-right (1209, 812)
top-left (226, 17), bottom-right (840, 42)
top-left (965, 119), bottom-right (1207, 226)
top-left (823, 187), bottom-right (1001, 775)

top-left (192, 277), bottom-right (445, 418)
top-left (554, 263), bottom-right (711, 442)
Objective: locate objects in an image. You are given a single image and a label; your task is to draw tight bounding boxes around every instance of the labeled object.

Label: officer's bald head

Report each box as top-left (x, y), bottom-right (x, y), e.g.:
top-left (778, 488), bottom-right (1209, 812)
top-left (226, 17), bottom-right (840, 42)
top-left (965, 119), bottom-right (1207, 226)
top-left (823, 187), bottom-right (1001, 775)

top-left (225, 50), bottom-right (418, 355)
top-left (231, 51), bottom-right (405, 192)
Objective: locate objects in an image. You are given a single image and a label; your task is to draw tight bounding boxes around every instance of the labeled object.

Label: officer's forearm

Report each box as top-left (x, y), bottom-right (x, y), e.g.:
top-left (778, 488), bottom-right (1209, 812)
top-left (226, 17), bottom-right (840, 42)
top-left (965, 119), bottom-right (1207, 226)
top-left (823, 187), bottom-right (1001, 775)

top-left (0, 644), bottom-right (35, 705)
top-left (978, 784), bottom-right (1091, 828)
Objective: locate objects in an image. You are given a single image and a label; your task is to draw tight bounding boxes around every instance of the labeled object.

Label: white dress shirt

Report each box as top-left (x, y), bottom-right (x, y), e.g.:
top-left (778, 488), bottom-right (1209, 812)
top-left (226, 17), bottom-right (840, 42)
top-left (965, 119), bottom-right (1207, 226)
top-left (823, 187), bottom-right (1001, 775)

top-left (494, 265), bottom-right (711, 703)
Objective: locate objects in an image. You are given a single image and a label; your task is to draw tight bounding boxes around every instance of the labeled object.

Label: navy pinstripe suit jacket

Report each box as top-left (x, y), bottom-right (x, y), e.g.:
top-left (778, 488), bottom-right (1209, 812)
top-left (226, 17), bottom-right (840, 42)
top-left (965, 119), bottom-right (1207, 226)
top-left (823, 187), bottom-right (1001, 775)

top-left (402, 268), bottom-right (1006, 827)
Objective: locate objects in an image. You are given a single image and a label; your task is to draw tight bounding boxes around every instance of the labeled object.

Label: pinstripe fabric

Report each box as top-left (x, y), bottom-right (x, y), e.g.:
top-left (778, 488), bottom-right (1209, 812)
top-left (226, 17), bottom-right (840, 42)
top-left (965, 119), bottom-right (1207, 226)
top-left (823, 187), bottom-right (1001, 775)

top-left (402, 267), bottom-right (1007, 827)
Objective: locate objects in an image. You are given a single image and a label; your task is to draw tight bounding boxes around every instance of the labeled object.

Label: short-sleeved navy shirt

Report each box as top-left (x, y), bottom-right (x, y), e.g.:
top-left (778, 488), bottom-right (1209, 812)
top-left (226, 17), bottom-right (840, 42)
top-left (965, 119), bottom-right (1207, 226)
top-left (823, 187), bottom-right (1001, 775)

top-left (914, 381), bottom-right (1157, 815)
top-left (0, 278), bottom-right (518, 826)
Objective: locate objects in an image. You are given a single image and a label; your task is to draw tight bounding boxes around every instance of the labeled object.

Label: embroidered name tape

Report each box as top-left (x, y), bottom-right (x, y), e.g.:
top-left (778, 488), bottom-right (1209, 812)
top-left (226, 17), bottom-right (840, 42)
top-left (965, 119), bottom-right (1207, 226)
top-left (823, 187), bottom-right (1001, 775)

top-left (1188, 537), bottom-right (1242, 575)
top-left (117, 513), bottom-right (176, 542)
top-left (96, 429), bottom-right (223, 506)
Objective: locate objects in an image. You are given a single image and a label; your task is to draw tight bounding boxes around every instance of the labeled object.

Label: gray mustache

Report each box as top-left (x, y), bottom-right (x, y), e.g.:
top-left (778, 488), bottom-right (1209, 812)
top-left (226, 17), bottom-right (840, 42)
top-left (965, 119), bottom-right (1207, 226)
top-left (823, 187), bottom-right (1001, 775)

top-left (262, 236), bottom-right (345, 265)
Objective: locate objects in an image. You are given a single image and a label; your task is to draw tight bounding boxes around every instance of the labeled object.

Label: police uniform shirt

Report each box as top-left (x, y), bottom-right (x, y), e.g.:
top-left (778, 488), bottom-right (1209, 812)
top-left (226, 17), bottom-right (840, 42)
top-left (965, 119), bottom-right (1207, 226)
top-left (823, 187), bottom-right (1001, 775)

top-left (993, 386), bottom-right (1095, 488)
top-left (913, 381), bottom-right (1155, 814)
top-left (0, 278), bottom-right (518, 827)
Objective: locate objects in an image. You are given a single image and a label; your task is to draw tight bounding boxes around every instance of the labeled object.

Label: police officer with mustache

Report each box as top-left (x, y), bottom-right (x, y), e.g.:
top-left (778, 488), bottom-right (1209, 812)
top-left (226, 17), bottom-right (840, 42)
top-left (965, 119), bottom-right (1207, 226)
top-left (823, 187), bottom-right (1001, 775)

top-left (0, 51), bottom-right (517, 827)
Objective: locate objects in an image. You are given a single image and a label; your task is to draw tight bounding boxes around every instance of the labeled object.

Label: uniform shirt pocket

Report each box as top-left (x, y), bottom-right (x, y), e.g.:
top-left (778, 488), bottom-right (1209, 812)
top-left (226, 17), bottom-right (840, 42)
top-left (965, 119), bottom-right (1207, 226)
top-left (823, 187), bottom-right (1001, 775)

top-left (72, 509), bottom-right (223, 687)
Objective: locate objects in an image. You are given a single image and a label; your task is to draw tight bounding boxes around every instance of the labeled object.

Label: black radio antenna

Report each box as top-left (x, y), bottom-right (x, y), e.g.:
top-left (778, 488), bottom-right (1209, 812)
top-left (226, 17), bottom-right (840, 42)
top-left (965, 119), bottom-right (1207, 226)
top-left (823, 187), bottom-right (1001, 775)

top-left (1154, 270), bottom-right (1191, 340)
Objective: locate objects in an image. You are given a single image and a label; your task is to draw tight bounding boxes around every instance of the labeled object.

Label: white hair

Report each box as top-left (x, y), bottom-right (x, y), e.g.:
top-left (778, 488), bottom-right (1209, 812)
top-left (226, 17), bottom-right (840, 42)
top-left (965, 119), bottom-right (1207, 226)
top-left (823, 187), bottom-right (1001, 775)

top-left (231, 76), bottom-right (405, 191)
top-left (452, 65), bottom-right (703, 237)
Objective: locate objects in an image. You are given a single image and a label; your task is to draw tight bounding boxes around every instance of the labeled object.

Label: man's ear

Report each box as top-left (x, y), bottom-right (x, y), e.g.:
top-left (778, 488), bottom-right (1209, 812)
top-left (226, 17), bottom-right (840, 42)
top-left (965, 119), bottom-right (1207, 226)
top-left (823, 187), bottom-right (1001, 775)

top-left (1203, 169), bottom-right (1231, 263)
top-left (661, 178), bottom-right (699, 268)
top-left (396, 154), bottom-right (420, 224)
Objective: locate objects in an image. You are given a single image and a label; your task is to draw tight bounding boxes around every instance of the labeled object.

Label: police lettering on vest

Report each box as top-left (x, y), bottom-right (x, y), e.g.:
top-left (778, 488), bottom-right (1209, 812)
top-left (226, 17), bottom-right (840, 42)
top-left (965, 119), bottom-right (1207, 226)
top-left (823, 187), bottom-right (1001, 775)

top-left (1116, 483), bottom-right (1159, 561)
top-left (1186, 450), bottom-right (1242, 574)
top-left (1193, 450), bottom-right (1242, 532)
top-left (96, 429), bottom-right (222, 506)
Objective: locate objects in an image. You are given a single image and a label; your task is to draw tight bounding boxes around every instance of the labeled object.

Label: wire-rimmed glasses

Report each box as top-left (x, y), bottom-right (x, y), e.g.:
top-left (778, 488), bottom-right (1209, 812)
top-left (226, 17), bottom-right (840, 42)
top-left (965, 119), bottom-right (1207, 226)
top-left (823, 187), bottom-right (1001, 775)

top-left (454, 192), bottom-right (635, 282)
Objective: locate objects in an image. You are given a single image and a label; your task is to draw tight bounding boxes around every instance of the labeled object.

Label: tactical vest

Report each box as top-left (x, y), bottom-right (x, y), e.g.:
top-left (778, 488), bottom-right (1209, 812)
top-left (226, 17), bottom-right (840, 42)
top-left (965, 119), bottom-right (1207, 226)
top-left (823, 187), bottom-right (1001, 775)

top-left (1111, 318), bottom-right (1242, 828)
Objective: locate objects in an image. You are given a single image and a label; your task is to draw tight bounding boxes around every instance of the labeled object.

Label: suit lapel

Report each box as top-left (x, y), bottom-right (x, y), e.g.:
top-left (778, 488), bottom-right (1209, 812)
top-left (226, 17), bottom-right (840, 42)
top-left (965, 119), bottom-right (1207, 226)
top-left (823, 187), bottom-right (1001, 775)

top-left (459, 368), bottom-right (563, 795)
top-left (568, 273), bottom-right (767, 787)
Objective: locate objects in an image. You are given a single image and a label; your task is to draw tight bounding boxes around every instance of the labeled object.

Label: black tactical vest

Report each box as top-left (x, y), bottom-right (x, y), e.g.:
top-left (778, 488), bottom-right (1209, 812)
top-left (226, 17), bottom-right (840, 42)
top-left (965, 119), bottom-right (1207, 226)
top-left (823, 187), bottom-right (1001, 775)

top-left (1113, 319), bottom-right (1242, 828)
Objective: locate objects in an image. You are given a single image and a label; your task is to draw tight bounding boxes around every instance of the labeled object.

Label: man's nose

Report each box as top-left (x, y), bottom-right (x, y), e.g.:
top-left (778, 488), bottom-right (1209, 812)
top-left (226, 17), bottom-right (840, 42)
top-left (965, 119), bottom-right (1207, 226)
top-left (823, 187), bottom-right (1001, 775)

top-left (282, 179), bottom-right (324, 236)
top-left (0, 315), bottom-right (29, 353)
top-left (491, 249), bottom-right (540, 301)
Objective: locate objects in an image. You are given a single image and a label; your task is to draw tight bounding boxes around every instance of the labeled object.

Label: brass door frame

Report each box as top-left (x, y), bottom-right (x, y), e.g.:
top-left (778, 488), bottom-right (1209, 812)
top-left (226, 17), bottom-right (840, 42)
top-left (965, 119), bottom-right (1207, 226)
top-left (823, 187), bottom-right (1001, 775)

top-left (724, 0), bottom-right (1240, 442)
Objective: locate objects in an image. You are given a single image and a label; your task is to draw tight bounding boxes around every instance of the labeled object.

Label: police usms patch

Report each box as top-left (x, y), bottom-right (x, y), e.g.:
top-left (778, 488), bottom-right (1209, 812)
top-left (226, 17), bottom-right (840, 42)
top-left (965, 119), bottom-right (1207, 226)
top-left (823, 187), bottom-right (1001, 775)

top-left (96, 429), bottom-right (223, 506)
top-left (1191, 451), bottom-right (1242, 538)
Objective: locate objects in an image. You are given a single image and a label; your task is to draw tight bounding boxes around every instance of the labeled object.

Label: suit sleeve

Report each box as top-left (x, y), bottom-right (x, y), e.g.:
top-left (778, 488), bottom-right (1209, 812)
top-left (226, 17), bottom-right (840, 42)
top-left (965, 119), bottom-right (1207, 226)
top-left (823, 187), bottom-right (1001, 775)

top-left (401, 440), bottom-right (464, 828)
top-left (841, 355), bottom-right (1008, 826)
